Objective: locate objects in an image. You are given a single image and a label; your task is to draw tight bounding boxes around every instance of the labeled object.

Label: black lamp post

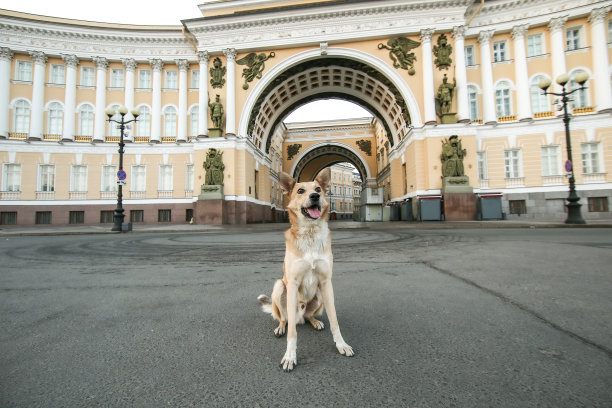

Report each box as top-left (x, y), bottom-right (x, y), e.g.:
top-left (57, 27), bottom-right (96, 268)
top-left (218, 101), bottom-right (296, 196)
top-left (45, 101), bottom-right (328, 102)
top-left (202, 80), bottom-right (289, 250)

top-left (106, 105), bottom-right (140, 232)
top-left (538, 72), bottom-right (588, 225)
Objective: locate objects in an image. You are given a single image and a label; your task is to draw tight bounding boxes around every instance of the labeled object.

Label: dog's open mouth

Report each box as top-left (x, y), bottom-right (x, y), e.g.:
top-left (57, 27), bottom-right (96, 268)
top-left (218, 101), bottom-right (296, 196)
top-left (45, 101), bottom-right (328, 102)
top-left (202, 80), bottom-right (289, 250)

top-left (301, 204), bottom-right (322, 220)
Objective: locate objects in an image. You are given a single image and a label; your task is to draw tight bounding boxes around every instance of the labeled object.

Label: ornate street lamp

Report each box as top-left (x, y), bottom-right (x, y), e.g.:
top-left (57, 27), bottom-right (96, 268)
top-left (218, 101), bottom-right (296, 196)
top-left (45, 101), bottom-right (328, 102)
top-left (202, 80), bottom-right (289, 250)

top-left (538, 72), bottom-right (589, 224)
top-left (106, 105), bottom-right (140, 232)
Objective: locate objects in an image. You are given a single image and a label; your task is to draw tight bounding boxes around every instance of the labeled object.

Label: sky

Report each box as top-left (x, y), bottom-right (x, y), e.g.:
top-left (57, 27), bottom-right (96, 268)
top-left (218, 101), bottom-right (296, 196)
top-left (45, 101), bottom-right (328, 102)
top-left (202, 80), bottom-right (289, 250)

top-left (0, 0), bottom-right (372, 123)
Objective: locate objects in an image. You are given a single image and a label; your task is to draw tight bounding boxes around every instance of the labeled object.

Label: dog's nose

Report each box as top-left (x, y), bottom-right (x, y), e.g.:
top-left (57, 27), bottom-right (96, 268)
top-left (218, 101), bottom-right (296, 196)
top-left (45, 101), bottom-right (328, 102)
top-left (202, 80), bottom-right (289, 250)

top-left (309, 192), bottom-right (320, 201)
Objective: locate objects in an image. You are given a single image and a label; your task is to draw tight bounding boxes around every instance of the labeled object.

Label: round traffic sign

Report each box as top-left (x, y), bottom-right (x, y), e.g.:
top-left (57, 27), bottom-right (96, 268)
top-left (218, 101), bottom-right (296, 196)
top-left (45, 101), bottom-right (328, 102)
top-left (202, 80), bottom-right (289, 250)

top-left (564, 160), bottom-right (572, 172)
top-left (117, 170), bottom-right (127, 180)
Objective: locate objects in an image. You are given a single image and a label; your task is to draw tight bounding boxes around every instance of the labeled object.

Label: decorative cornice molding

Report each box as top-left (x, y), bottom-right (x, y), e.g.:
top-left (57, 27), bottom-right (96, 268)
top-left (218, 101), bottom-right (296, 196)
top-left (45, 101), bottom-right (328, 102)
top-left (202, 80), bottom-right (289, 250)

top-left (61, 54), bottom-right (79, 68)
top-left (92, 56), bottom-right (108, 70)
top-left (149, 58), bottom-right (164, 71)
top-left (588, 6), bottom-right (611, 25)
top-left (420, 28), bottom-right (435, 43)
top-left (0, 46), bottom-right (13, 62)
top-left (176, 58), bottom-right (189, 71)
top-left (223, 48), bottom-right (237, 61)
top-left (452, 25), bottom-right (467, 40)
top-left (547, 16), bottom-right (568, 33)
top-left (29, 50), bottom-right (47, 65)
top-left (478, 30), bottom-right (495, 45)
top-left (510, 24), bottom-right (529, 40)
top-left (121, 58), bottom-right (137, 71)
top-left (197, 50), bottom-right (209, 63)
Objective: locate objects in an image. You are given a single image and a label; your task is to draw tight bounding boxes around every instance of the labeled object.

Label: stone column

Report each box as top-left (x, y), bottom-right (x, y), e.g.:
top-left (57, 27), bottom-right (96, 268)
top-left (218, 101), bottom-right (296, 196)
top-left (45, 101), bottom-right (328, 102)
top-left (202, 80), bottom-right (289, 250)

top-left (61, 54), bottom-right (78, 142)
top-left (150, 59), bottom-right (163, 143)
top-left (589, 7), bottom-right (612, 113)
top-left (0, 47), bottom-right (13, 139)
top-left (452, 26), bottom-right (469, 122)
top-left (92, 56), bottom-right (108, 143)
top-left (197, 51), bottom-right (209, 138)
top-left (223, 48), bottom-right (237, 136)
top-left (511, 25), bottom-right (532, 121)
top-left (548, 16), bottom-right (568, 95)
top-left (28, 51), bottom-right (47, 141)
top-left (176, 59), bottom-right (189, 142)
top-left (478, 31), bottom-right (497, 124)
top-left (420, 29), bottom-right (436, 124)
top-left (122, 58), bottom-right (136, 141)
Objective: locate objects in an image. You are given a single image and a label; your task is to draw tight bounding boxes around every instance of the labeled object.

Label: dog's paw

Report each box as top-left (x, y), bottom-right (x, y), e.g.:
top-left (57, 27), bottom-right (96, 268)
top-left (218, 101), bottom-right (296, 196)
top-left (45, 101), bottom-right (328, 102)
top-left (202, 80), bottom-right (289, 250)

top-left (308, 317), bottom-right (325, 331)
top-left (274, 323), bottom-right (286, 337)
top-left (336, 341), bottom-right (354, 357)
top-left (280, 350), bottom-right (297, 372)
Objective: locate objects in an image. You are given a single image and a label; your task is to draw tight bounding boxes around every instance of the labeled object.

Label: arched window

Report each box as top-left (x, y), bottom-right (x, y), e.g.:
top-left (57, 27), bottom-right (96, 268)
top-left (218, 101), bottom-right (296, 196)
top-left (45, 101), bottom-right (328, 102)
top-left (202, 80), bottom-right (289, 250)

top-left (164, 106), bottom-right (177, 137)
top-left (107, 104), bottom-right (121, 137)
top-left (467, 85), bottom-right (479, 120)
top-left (495, 81), bottom-right (512, 117)
top-left (569, 69), bottom-right (589, 109)
top-left (47, 102), bottom-right (64, 135)
top-left (13, 100), bottom-right (30, 133)
top-left (530, 75), bottom-right (550, 113)
top-left (190, 105), bottom-right (199, 137)
top-left (78, 104), bottom-right (94, 136)
top-left (136, 106), bottom-right (151, 138)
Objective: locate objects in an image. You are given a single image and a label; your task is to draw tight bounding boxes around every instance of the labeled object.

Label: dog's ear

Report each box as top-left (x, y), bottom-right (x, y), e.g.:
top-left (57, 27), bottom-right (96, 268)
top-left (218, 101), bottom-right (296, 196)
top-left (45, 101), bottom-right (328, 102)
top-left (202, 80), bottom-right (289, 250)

top-left (315, 168), bottom-right (331, 191)
top-left (279, 172), bottom-right (296, 193)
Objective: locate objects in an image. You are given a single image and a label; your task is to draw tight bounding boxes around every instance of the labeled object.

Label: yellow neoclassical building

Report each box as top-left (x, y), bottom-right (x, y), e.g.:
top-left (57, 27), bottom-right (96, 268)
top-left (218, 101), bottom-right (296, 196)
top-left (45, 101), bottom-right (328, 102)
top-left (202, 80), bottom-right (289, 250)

top-left (0, 0), bottom-right (611, 226)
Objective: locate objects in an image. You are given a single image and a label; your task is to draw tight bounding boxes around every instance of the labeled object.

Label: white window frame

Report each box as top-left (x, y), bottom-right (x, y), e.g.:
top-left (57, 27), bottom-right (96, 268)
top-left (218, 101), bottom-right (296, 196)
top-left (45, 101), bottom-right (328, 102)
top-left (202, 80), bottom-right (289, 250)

top-left (110, 68), bottom-right (124, 88)
top-left (566, 26), bottom-right (583, 51)
top-left (164, 106), bottom-right (177, 137)
top-left (49, 64), bottom-right (65, 85)
top-left (138, 69), bottom-right (151, 89)
top-left (101, 165), bottom-right (117, 192)
top-left (465, 45), bottom-right (475, 66)
top-left (541, 145), bottom-right (561, 176)
top-left (495, 81), bottom-right (513, 117)
top-left (81, 66), bottom-right (95, 87)
top-left (527, 33), bottom-right (545, 57)
top-left (15, 60), bottom-right (32, 82)
top-left (504, 149), bottom-right (522, 179)
top-left (185, 164), bottom-right (194, 192)
top-left (468, 85), bottom-right (479, 120)
top-left (131, 165), bottom-right (146, 192)
top-left (159, 165), bottom-right (173, 191)
top-left (107, 104), bottom-right (121, 137)
top-left (78, 104), bottom-right (94, 136)
top-left (191, 70), bottom-right (200, 89)
top-left (530, 75), bottom-right (551, 113)
top-left (38, 164), bottom-right (56, 192)
top-left (47, 102), bottom-right (64, 135)
top-left (190, 106), bottom-right (199, 137)
top-left (569, 70), bottom-right (590, 109)
top-left (2, 163), bottom-right (21, 192)
top-left (581, 142), bottom-right (601, 174)
top-left (493, 40), bottom-right (508, 63)
top-left (13, 99), bottom-right (31, 133)
top-left (136, 106), bottom-right (151, 138)
top-left (477, 152), bottom-right (487, 180)
top-left (165, 70), bottom-right (178, 89)
top-left (70, 165), bottom-right (88, 192)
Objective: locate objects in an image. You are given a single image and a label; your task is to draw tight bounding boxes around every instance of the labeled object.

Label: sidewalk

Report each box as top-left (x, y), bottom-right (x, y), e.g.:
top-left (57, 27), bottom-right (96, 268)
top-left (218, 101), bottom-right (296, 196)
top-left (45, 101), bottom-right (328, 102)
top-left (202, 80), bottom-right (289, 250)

top-left (1, 219), bottom-right (611, 236)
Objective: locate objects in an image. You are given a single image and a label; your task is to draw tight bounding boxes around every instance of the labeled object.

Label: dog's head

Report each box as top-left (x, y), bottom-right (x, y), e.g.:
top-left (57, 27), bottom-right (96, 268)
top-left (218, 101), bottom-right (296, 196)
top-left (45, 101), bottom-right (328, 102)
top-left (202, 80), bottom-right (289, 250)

top-left (280, 169), bottom-right (330, 224)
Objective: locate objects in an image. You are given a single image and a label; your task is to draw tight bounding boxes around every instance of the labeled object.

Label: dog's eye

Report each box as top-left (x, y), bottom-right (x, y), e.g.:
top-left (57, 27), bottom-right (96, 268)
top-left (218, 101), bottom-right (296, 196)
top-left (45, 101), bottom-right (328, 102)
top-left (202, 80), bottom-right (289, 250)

top-left (297, 188), bottom-right (305, 194)
top-left (315, 187), bottom-right (321, 193)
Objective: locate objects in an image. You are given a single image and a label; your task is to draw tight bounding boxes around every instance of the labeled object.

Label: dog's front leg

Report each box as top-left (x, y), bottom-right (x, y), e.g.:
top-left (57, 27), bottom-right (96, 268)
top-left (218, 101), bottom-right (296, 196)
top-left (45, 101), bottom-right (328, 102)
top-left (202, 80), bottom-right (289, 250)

top-left (281, 278), bottom-right (299, 371)
top-left (320, 279), bottom-right (354, 357)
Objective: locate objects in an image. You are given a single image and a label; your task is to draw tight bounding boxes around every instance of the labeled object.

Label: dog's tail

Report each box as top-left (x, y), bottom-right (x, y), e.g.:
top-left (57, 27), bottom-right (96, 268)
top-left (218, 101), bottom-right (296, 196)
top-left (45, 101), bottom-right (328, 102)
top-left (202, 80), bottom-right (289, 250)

top-left (257, 294), bottom-right (274, 315)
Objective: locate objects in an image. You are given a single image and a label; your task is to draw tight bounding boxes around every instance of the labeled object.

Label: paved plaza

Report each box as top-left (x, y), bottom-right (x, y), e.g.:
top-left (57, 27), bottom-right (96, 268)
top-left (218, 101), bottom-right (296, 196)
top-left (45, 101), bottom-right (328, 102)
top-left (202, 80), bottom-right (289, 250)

top-left (1, 224), bottom-right (611, 407)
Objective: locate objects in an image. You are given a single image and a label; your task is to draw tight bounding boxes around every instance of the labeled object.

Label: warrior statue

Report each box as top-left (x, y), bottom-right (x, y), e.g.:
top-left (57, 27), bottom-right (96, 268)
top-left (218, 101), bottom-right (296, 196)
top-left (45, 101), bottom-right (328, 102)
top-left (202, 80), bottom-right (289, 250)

top-left (204, 148), bottom-right (225, 185)
top-left (441, 135), bottom-right (466, 177)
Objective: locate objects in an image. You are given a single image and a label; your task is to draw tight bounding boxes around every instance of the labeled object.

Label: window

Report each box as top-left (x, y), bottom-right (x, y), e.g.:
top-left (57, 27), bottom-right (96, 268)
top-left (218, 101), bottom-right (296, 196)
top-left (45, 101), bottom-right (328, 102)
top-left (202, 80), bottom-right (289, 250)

top-left (527, 34), bottom-right (544, 57)
top-left (110, 68), bottom-right (124, 88)
top-left (2, 163), bottom-right (21, 191)
top-left (504, 150), bottom-right (521, 178)
top-left (609, 19), bottom-right (612, 42)
top-left (493, 40), bottom-right (507, 62)
top-left (588, 197), bottom-right (608, 212)
top-left (100, 210), bottom-right (114, 223)
top-left (47, 102), bottom-right (63, 135)
top-left (35, 211), bottom-right (52, 224)
top-left (69, 211), bottom-right (84, 224)
top-left (191, 70), bottom-right (200, 88)
top-left (158, 209), bottom-right (172, 222)
top-left (50, 64), bottom-right (65, 84)
top-left (581, 143), bottom-right (600, 174)
top-left (530, 75), bottom-right (550, 113)
top-left (131, 165), bottom-right (146, 192)
top-left (495, 81), bottom-right (512, 117)
top-left (566, 27), bottom-right (582, 50)
top-left (138, 69), bottom-right (151, 88)
top-left (107, 104), bottom-right (121, 137)
top-left (190, 106), bottom-right (199, 137)
top-left (477, 152), bottom-right (487, 180)
top-left (78, 104), bottom-right (94, 136)
top-left (39, 165), bottom-right (55, 192)
top-left (130, 210), bottom-right (144, 223)
top-left (468, 85), bottom-right (479, 120)
top-left (464, 45), bottom-right (475, 66)
top-left (13, 100), bottom-right (30, 133)
top-left (159, 165), bottom-right (173, 191)
top-left (0, 212), bottom-right (17, 225)
top-left (509, 200), bottom-right (527, 215)
top-left (165, 70), bottom-right (177, 89)
top-left (569, 70), bottom-right (589, 109)
top-left (541, 146), bottom-right (560, 176)
top-left (70, 165), bottom-right (87, 192)
top-left (185, 164), bottom-right (194, 191)
top-left (164, 106), bottom-right (177, 137)
top-left (81, 66), bottom-right (95, 87)
top-left (102, 165), bottom-right (117, 192)
top-left (16, 60), bottom-right (32, 82)
top-left (136, 106), bottom-right (151, 138)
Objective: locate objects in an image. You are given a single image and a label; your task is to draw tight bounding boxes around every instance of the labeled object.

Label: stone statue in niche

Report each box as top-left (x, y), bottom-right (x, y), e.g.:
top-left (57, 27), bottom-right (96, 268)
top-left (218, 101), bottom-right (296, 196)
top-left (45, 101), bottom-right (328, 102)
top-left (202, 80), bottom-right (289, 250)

top-left (236, 51), bottom-right (276, 89)
top-left (208, 95), bottom-right (224, 137)
top-left (433, 33), bottom-right (452, 70)
top-left (435, 74), bottom-right (457, 123)
top-left (440, 135), bottom-right (466, 178)
top-left (209, 57), bottom-right (226, 89)
top-left (287, 144), bottom-right (302, 161)
top-left (377, 37), bottom-right (420, 75)
top-left (356, 139), bottom-right (372, 156)
top-left (204, 148), bottom-right (225, 186)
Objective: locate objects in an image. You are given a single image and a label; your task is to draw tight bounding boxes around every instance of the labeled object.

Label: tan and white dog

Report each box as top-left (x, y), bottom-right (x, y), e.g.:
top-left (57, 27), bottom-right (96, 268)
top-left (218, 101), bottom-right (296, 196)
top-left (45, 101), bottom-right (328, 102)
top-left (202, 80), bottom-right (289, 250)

top-left (257, 169), bottom-right (354, 371)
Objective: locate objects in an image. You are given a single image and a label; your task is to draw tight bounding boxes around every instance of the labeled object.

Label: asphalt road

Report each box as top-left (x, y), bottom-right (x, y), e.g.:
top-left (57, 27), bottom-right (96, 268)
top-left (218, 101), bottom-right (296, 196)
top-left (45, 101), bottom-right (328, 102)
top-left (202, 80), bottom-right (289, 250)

top-left (1, 225), bottom-right (611, 407)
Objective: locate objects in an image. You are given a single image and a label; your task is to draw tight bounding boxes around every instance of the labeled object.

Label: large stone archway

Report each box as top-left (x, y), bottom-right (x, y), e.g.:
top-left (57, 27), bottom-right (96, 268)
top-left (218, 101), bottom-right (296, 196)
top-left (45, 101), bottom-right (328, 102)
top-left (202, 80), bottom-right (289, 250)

top-left (290, 143), bottom-right (371, 184)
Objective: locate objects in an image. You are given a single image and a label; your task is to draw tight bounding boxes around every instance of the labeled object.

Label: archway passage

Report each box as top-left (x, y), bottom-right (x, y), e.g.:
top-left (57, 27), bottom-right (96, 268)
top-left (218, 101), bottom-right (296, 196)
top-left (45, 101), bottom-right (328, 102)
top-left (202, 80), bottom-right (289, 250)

top-left (292, 144), bottom-right (369, 185)
top-left (245, 57), bottom-right (412, 153)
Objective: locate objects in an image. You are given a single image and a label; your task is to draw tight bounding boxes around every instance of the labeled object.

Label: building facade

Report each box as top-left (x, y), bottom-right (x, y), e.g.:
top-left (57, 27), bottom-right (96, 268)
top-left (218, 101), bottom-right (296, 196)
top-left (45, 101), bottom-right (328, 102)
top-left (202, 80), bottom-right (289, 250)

top-left (0, 0), bottom-right (611, 227)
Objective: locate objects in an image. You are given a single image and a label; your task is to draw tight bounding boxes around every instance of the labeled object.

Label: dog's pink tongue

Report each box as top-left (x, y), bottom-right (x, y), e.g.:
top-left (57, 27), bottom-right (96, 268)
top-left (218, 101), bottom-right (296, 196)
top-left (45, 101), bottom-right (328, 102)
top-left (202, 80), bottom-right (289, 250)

top-left (307, 207), bottom-right (321, 219)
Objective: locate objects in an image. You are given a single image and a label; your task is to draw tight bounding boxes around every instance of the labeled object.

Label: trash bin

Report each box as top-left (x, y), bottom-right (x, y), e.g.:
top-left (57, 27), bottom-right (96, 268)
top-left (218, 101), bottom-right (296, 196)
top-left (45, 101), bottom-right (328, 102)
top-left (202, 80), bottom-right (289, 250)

top-left (477, 193), bottom-right (503, 220)
top-left (400, 200), bottom-right (413, 221)
top-left (418, 195), bottom-right (442, 221)
top-left (390, 204), bottom-right (400, 221)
